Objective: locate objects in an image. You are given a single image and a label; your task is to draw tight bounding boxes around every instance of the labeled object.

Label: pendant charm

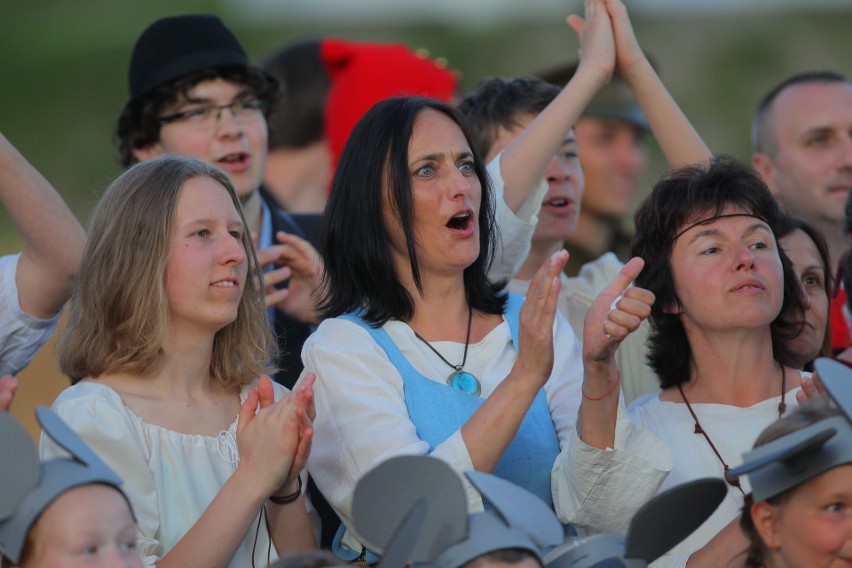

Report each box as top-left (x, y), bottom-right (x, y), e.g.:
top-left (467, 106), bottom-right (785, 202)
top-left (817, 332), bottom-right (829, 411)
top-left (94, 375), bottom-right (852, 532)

top-left (446, 370), bottom-right (481, 396)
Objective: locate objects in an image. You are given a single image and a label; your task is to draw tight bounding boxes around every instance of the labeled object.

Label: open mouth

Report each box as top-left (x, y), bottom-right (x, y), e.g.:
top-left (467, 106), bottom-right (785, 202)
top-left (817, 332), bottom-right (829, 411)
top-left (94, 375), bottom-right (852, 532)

top-left (543, 197), bottom-right (572, 208)
top-left (217, 152), bottom-right (249, 167)
top-left (211, 279), bottom-right (239, 288)
top-left (446, 211), bottom-right (472, 231)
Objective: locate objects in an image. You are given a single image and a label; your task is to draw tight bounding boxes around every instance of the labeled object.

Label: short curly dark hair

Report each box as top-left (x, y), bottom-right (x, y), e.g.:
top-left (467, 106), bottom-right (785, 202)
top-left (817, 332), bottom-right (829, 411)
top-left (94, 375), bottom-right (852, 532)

top-left (115, 66), bottom-right (278, 167)
top-left (632, 156), bottom-right (806, 389)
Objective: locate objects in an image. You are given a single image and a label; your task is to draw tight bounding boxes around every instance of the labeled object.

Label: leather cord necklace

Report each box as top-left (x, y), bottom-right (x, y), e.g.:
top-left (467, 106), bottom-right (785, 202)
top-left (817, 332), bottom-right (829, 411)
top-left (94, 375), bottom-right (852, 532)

top-left (412, 304), bottom-right (481, 396)
top-left (677, 366), bottom-right (787, 496)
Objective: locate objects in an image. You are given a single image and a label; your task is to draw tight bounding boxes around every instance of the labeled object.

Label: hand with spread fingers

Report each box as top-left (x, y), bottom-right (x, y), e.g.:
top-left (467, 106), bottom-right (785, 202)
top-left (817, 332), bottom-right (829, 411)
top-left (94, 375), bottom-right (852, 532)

top-left (514, 250), bottom-right (569, 388)
top-left (257, 230), bottom-right (323, 325)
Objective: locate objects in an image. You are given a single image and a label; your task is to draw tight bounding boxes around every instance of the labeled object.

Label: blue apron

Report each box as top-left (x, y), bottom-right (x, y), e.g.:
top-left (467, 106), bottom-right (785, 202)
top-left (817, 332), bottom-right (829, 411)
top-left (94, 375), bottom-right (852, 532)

top-left (333, 295), bottom-right (561, 561)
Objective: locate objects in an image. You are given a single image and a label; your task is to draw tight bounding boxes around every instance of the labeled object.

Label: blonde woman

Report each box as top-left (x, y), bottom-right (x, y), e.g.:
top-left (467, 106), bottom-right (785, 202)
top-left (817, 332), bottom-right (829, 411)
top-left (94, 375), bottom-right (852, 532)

top-left (41, 156), bottom-right (316, 567)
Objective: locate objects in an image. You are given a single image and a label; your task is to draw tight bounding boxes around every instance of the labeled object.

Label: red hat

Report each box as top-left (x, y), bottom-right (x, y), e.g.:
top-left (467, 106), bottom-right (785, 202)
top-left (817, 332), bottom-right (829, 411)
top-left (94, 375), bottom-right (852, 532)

top-left (321, 39), bottom-right (458, 182)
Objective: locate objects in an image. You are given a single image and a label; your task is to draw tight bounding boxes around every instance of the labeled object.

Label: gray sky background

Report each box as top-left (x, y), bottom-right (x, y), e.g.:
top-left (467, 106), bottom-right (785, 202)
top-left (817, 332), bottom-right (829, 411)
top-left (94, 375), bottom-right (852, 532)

top-left (233, 0), bottom-right (852, 24)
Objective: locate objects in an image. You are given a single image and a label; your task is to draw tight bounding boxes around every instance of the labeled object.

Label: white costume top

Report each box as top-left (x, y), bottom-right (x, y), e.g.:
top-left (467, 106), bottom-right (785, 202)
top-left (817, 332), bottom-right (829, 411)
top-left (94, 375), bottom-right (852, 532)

top-left (558, 383), bottom-right (802, 568)
top-left (508, 253), bottom-right (659, 404)
top-left (486, 152), bottom-right (547, 282)
top-left (303, 311), bottom-right (584, 552)
top-left (0, 254), bottom-right (61, 375)
top-left (41, 380), bottom-right (288, 568)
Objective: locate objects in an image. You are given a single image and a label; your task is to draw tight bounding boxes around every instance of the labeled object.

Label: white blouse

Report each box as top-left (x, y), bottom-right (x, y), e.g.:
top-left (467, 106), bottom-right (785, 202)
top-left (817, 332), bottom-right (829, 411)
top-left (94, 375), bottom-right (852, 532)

top-left (40, 380), bottom-right (287, 568)
top-left (558, 383), bottom-right (802, 568)
top-left (302, 310), bottom-right (584, 552)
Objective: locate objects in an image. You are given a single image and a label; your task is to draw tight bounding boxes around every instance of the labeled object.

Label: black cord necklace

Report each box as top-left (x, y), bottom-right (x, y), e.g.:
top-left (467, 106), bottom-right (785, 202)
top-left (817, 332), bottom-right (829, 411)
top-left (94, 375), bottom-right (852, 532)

top-left (678, 366), bottom-right (787, 496)
top-left (412, 304), bottom-right (481, 396)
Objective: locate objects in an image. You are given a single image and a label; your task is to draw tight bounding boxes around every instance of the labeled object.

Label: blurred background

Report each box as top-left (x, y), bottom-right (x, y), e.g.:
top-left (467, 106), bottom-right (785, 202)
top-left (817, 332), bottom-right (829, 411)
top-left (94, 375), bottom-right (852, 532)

top-left (3, 0), bottom-right (851, 434)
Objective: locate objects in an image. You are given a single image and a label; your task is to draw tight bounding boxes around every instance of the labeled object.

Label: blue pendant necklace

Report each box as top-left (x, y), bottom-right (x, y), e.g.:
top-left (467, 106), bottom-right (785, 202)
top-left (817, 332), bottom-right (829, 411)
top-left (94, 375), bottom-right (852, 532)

top-left (413, 304), bottom-right (481, 396)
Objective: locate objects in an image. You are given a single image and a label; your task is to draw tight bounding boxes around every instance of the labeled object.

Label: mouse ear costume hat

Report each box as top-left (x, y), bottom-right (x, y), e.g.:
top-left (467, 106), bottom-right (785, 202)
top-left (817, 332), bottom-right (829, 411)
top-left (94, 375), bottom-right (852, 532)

top-left (727, 357), bottom-right (852, 502)
top-left (320, 39), bottom-right (458, 179)
top-left (543, 478), bottom-right (727, 568)
top-left (0, 407), bottom-right (128, 564)
top-left (351, 455), bottom-right (564, 568)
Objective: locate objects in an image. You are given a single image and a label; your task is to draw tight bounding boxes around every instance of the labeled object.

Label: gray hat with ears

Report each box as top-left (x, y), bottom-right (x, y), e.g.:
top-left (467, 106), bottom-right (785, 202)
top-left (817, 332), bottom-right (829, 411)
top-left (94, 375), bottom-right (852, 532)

top-left (727, 358), bottom-right (852, 502)
top-left (351, 455), bottom-right (565, 568)
top-left (543, 478), bottom-right (727, 568)
top-left (0, 407), bottom-right (129, 564)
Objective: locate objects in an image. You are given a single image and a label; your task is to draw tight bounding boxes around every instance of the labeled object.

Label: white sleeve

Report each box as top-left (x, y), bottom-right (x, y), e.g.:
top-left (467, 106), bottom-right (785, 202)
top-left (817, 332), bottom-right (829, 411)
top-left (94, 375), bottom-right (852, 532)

top-left (40, 388), bottom-right (163, 566)
top-left (486, 154), bottom-right (547, 283)
top-left (0, 254), bottom-right (61, 375)
top-left (551, 397), bottom-right (673, 533)
top-left (303, 319), bottom-right (481, 536)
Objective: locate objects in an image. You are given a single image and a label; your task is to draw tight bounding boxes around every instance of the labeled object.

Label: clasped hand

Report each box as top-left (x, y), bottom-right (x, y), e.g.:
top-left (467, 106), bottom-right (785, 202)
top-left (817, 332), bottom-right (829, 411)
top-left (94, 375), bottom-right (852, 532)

top-left (236, 374), bottom-right (315, 498)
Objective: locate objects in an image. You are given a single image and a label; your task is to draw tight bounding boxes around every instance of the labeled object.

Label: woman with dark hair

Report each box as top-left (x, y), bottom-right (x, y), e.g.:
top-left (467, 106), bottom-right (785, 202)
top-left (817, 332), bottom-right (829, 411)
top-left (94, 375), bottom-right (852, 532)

top-left (302, 92), bottom-right (647, 560)
top-left (563, 157), bottom-right (812, 567)
top-left (776, 215), bottom-right (832, 370)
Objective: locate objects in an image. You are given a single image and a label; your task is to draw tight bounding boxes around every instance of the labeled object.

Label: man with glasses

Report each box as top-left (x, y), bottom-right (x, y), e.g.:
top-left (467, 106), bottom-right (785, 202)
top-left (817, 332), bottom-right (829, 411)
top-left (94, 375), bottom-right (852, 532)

top-left (116, 14), bottom-right (322, 388)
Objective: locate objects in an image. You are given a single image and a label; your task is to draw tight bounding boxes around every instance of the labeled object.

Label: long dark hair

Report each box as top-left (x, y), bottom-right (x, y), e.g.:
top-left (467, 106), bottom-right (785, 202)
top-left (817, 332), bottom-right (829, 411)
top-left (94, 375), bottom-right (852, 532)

top-left (632, 157), bottom-right (806, 388)
top-left (319, 96), bottom-right (506, 325)
top-left (777, 214), bottom-right (833, 367)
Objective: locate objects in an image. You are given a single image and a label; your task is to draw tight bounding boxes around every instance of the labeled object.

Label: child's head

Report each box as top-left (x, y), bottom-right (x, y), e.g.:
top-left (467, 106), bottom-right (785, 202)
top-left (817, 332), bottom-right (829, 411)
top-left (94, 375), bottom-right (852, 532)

top-left (57, 156), bottom-right (275, 387)
top-left (460, 548), bottom-right (541, 568)
top-left (458, 77), bottom-right (585, 248)
top-left (15, 485), bottom-right (139, 568)
top-left (351, 455), bottom-right (562, 568)
top-left (458, 76), bottom-right (560, 161)
top-left (0, 409), bottom-right (141, 568)
top-left (735, 400), bottom-right (852, 568)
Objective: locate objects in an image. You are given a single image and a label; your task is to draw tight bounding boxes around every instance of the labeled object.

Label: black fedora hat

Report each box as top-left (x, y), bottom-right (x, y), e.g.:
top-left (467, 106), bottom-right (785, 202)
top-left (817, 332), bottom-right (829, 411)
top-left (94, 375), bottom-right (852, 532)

top-left (128, 14), bottom-right (272, 102)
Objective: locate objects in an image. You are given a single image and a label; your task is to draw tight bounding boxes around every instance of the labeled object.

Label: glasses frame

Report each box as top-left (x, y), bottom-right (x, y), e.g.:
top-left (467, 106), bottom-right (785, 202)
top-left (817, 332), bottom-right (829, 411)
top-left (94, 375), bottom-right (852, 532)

top-left (158, 99), bottom-right (268, 127)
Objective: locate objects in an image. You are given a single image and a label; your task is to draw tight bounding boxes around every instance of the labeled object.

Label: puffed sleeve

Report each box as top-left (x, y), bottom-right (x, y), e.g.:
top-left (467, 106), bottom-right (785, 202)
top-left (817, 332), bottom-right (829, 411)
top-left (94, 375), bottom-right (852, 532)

top-left (551, 397), bottom-right (672, 533)
top-left (39, 384), bottom-right (162, 566)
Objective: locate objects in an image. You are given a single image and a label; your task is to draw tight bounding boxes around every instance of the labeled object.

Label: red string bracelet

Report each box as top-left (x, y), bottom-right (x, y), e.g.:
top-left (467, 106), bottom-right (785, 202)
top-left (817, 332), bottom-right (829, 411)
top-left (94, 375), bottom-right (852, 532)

top-left (582, 372), bottom-right (621, 401)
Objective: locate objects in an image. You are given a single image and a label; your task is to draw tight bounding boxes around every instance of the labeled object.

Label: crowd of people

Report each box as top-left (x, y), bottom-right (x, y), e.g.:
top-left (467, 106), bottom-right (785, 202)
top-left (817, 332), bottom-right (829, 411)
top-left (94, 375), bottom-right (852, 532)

top-left (1, 0), bottom-right (851, 567)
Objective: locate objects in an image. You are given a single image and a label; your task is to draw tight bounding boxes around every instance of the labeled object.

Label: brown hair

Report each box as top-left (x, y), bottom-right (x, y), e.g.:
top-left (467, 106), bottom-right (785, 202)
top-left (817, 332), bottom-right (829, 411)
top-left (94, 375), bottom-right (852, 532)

top-left (58, 155), bottom-right (276, 387)
top-left (115, 67), bottom-right (277, 168)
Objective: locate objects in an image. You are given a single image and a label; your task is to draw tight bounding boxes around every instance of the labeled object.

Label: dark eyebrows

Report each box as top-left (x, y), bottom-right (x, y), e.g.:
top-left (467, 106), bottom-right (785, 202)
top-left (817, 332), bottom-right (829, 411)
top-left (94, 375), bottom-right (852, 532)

top-left (179, 87), bottom-right (253, 107)
top-left (801, 126), bottom-right (834, 140)
top-left (687, 222), bottom-right (772, 245)
top-left (410, 150), bottom-right (474, 164)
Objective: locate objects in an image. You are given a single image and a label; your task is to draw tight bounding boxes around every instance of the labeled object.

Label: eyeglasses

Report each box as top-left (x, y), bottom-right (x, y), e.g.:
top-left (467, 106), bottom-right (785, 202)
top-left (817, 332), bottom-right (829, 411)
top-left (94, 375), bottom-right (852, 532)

top-left (159, 100), bottom-right (267, 128)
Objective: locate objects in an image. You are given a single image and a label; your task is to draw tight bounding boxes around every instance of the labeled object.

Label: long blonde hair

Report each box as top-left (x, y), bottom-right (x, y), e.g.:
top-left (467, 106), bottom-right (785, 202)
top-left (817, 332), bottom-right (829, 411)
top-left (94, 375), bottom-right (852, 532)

top-left (59, 156), bottom-right (276, 387)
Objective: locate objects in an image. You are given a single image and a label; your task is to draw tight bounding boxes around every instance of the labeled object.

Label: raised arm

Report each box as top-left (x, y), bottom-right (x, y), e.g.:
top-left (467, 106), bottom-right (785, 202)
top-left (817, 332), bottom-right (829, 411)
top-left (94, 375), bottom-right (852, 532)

top-left (606, 0), bottom-right (711, 168)
top-left (0, 134), bottom-right (85, 318)
top-left (499, 0), bottom-right (615, 213)
top-left (579, 257), bottom-right (653, 449)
